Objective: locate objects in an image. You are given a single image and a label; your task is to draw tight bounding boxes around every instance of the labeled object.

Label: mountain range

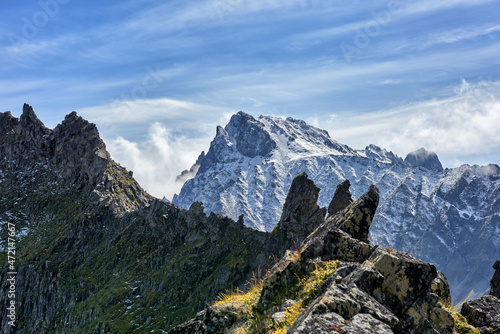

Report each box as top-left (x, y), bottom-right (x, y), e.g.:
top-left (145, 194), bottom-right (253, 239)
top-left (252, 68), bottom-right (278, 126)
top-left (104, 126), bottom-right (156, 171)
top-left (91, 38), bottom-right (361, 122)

top-left (1, 104), bottom-right (499, 333)
top-left (173, 111), bottom-right (500, 305)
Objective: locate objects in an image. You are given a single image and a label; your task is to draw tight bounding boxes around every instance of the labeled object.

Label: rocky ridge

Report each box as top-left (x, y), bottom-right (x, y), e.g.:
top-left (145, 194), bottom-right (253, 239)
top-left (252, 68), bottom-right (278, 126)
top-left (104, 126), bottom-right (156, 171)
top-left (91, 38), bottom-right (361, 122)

top-left (172, 173), bottom-right (486, 334)
top-left (173, 111), bottom-right (500, 304)
top-left (0, 105), bottom-right (287, 333)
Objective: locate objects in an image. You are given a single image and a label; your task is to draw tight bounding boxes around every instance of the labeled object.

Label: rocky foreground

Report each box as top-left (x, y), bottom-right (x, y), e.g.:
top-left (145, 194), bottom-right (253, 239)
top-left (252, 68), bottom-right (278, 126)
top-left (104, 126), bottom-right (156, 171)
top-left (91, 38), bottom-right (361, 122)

top-left (172, 174), bottom-right (500, 334)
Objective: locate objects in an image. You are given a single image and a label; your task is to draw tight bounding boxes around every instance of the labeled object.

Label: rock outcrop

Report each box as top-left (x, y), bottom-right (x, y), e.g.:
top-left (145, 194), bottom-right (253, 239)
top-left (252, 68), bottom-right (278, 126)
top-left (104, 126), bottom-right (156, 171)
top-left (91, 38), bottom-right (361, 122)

top-left (491, 260), bottom-right (500, 299)
top-left (460, 261), bottom-right (500, 334)
top-left (274, 172), bottom-right (326, 244)
top-left (169, 307), bottom-right (235, 334)
top-left (328, 184), bottom-right (378, 243)
top-left (173, 177), bottom-right (456, 334)
top-left (327, 179), bottom-right (353, 217)
top-left (461, 296), bottom-right (500, 334)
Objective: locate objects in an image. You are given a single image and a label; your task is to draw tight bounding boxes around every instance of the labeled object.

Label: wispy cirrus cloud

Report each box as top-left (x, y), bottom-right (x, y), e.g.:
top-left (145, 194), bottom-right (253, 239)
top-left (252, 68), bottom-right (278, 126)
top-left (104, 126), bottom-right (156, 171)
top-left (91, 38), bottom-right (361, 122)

top-left (398, 0), bottom-right (496, 16)
top-left (79, 97), bottom-right (231, 133)
top-left (424, 24), bottom-right (500, 47)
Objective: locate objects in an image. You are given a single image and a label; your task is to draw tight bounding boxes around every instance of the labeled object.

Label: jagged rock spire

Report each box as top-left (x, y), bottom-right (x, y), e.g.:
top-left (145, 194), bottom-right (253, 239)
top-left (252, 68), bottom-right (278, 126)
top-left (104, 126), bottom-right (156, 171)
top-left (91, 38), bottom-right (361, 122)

top-left (328, 183), bottom-right (379, 243)
top-left (276, 172), bottom-right (326, 242)
top-left (18, 103), bottom-right (48, 134)
top-left (327, 179), bottom-right (353, 217)
top-left (0, 104), bottom-right (52, 159)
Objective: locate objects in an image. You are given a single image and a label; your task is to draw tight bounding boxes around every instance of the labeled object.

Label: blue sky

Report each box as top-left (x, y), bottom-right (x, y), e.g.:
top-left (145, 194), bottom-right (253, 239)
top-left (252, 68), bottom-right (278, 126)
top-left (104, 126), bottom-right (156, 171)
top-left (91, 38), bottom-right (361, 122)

top-left (2, 0), bottom-right (500, 198)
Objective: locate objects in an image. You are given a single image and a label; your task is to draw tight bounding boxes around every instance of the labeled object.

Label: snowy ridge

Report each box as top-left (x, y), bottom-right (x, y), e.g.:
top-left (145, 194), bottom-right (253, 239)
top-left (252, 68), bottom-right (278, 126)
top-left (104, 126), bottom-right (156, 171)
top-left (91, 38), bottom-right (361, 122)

top-left (173, 111), bottom-right (500, 304)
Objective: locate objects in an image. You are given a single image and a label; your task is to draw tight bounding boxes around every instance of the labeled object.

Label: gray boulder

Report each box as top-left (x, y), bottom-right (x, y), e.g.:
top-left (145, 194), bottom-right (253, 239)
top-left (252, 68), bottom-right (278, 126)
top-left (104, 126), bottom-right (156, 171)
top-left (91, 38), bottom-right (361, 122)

top-left (461, 295), bottom-right (500, 334)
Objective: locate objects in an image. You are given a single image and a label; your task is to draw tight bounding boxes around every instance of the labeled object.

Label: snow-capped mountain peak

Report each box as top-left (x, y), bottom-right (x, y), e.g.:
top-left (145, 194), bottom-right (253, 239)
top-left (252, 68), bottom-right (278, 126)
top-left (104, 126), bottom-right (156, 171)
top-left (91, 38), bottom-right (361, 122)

top-left (173, 111), bottom-right (500, 305)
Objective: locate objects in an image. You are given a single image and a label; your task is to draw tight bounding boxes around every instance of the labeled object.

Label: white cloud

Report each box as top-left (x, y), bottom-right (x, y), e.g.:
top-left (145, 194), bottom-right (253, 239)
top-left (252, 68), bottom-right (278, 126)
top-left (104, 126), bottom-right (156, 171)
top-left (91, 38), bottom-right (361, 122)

top-left (105, 122), bottom-right (211, 200)
top-left (415, 24), bottom-right (500, 50)
top-left (400, 0), bottom-right (495, 17)
top-left (79, 97), bottom-right (230, 129)
top-left (322, 80), bottom-right (500, 167)
top-left (81, 97), bottom-right (235, 200)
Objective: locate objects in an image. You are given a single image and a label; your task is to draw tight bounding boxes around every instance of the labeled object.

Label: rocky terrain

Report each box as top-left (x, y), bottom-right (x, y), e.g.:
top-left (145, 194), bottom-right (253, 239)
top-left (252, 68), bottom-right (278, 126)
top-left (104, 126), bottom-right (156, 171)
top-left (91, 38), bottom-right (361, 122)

top-left (173, 111), bottom-right (500, 305)
top-left (0, 105), bottom-right (286, 333)
top-left (172, 173), bottom-right (499, 333)
top-left (0, 105), bottom-right (498, 333)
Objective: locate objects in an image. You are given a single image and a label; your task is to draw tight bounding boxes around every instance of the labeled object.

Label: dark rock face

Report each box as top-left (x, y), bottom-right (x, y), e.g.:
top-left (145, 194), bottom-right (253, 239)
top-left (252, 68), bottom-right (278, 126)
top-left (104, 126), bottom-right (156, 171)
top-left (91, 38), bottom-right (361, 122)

top-left (225, 111), bottom-right (276, 158)
top-left (327, 184), bottom-right (379, 243)
top-left (328, 179), bottom-right (353, 217)
top-left (405, 147), bottom-right (444, 171)
top-left (461, 295), bottom-right (500, 334)
top-left (491, 260), bottom-right (500, 298)
top-left (275, 172), bottom-right (326, 243)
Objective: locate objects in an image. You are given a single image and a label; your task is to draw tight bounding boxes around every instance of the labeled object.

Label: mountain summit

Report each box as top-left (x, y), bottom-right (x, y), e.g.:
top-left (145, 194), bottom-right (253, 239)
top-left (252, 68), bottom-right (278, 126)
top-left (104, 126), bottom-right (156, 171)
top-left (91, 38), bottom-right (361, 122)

top-left (405, 147), bottom-right (444, 171)
top-left (174, 111), bottom-right (500, 305)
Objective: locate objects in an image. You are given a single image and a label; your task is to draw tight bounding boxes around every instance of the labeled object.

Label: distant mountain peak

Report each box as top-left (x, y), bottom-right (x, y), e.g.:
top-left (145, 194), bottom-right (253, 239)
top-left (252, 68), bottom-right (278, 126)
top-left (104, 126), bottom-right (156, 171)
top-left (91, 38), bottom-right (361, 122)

top-left (405, 147), bottom-right (443, 171)
top-left (225, 112), bottom-right (276, 158)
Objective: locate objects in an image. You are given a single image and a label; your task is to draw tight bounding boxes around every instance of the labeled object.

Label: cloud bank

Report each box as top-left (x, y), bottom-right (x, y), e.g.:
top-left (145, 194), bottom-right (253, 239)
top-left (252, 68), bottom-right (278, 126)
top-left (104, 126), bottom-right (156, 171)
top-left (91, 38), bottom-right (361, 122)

top-left (105, 122), bottom-right (210, 200)
top-left (323, 80), bottom-right (500, 167)
top-left (101, 80), bottom-right (500, 200)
